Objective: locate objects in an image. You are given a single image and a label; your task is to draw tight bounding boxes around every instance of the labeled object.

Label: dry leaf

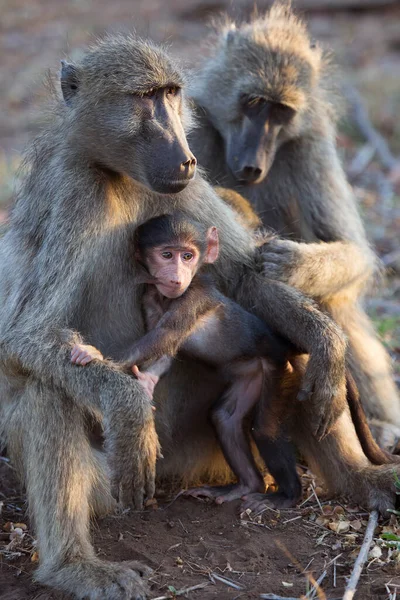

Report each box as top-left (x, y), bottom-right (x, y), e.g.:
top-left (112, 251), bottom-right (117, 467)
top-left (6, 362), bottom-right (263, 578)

top-left (350, 519), bottom-right (363, 531)
top-left (329, 520), bottom-right (350, 534)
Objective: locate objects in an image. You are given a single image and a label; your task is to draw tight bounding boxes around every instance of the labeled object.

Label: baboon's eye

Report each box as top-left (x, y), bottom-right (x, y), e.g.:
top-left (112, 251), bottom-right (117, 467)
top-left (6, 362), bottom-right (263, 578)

top-left (166, 86), bottom-right (179, 97)
top-left (161, 251), bottom-right (173, 259)
top-left (143, 89), bottom-right (156, 98)
top-left (182, 252), bottom-right (193, 261)
top-left (271, 103), bottom-right (296, 125)
top-left (246, 96), bottom-right (267, 109)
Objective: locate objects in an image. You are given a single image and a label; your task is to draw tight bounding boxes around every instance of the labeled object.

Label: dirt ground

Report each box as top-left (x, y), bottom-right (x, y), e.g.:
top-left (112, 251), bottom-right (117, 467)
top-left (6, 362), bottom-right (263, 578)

top-left (2, 460), bottom-right (400, 600)
top-left (1, 1), bottom-right (400, 599)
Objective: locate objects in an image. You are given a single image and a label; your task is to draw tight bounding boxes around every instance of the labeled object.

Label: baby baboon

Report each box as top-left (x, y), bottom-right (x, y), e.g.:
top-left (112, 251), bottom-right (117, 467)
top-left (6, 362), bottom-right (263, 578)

top-left (189, 2), bottom-right (400, 437)
top-left (0, 34), bottom-right (399, 599)
top-left (72, 212), bottom-right (302, 507)
top-left (72, 212), bottom-right (398, 511)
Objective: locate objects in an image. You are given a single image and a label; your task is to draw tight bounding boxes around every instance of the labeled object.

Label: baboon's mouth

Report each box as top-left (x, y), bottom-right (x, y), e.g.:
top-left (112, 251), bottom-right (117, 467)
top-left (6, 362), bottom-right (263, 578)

top-left (152, 178), bottom-right (193, 195)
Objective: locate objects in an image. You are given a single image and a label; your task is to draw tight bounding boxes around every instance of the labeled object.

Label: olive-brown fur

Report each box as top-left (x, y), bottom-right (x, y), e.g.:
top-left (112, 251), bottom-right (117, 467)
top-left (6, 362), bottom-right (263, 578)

top-left (189, 2), bottom-right (400, 437)
top-left (0, 33), bottom-right (399, 600)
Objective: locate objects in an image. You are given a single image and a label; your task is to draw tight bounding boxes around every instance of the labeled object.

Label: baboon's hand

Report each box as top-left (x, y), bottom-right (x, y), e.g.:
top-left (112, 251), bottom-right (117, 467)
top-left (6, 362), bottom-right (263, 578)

top-left (103, 380), bottom-right (160, 510)
top-left (299, 359), bottom-right (347, 440)
top-left (262, 238), bottom-right (305, 284)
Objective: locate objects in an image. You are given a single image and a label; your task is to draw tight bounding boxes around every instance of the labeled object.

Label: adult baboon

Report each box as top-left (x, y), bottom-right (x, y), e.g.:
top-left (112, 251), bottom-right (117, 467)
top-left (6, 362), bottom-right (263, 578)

top-left (0, 34), bottom-right (399, 600)
top-left (188, 2), bottom-right (400, 436)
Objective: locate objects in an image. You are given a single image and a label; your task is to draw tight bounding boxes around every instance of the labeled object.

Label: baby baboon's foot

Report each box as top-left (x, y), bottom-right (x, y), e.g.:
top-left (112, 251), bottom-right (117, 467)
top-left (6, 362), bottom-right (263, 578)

top-left (36, 558), bottom-right (151, 600)
top-left (241, 491), bottom-right (299, 514)
top-left (184, 483), bottom-right (262, 505)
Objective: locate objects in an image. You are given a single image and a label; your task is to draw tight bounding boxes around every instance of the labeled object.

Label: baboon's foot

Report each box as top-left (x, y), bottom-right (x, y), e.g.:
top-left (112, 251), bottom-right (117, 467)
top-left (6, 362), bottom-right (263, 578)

top-left (360, 470), bottom-right (400, 515)
top-left (241, 491), bottom-right (299, 514)
top-left (36, 558), bottom-right (151, 600)
top-left (184, 483), bottom-right (263, 505)
top-left (368, 419), bottom-right (400, 452)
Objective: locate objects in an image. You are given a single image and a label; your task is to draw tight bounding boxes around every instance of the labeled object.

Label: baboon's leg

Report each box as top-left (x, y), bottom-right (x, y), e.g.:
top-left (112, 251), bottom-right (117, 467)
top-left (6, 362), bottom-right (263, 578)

top-left (244, 363), bottom-right (302, 511)
top-left (248, 434), bottom-right (302, 510)
top-left (244, 358), bottom-right (400, 515)
top-left (294, 403), bottom-right (399, 514)
top-left (8, 381), bottom-right (149, 600)
top-left (333, 304), bottom-right (400, 436)
top-left (90, 448), bottom-right (116, 518)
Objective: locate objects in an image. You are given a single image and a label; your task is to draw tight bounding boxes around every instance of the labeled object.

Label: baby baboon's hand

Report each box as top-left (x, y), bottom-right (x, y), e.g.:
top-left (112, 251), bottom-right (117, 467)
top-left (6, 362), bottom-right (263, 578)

top-left (132, 365), bottom-right (159, 402)
top-left (71, 343), bottom-right (103, 365)
top-left (103, 380), bottom-right (159, 510)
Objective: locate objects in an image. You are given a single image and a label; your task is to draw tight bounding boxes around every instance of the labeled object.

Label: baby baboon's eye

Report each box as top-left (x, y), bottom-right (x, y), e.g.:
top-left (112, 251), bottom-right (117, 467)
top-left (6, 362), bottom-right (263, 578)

top-left (161, 251), bottom-right (173, 259)
top-left (182, 252), bottom-right (193, 261)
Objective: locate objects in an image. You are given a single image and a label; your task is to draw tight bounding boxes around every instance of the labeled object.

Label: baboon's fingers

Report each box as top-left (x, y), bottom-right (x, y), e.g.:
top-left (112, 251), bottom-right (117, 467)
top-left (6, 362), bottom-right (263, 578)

top-left (123, 561), bottom-right (154, 579)
top-left (80, 355), bottom-right (93, 365)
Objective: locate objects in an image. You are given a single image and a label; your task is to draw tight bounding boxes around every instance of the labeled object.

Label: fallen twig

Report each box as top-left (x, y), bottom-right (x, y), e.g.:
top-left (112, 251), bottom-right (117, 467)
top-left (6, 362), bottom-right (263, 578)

top-left (152, 581), bottom-right (209, 600)
top-left (260, 595), bottom-right (302, 600)
top-left (342, 510), bottom-right (379, 600)
top-left (210, 573), bottom-right (243, 590)
top-left (307, 570), bottom-right (327, 599)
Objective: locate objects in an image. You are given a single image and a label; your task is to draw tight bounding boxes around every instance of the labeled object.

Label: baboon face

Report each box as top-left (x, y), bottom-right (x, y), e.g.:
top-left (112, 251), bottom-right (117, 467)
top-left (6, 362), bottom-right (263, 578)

top-left (193, 8), bottom-right (321, 185)
top-left (224, 97), bottom-right (296, 184)
top-left (61, 37), bottom-right (197, 194)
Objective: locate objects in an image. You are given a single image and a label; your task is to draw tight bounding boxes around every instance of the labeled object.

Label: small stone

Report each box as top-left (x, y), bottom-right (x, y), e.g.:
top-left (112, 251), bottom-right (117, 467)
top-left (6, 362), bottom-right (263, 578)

top-left (368, 545), bottom-right (382, 560)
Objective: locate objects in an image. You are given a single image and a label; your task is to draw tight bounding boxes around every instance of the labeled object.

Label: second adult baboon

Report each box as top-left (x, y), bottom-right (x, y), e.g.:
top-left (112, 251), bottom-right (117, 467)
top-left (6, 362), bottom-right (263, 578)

top-left (189, 2), bottom-right (400, 437)
top-left (1, 34), bottom-right (400, 600)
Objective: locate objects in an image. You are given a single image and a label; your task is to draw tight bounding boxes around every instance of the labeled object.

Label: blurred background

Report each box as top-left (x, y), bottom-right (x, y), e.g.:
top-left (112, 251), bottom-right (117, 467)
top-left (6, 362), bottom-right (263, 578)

top-left (1, 0), bottom-right (399, 379)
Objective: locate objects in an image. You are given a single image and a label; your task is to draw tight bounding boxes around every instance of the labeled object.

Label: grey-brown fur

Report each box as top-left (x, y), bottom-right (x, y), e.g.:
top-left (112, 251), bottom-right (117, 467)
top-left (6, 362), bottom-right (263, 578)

top-left (0, 33), bottom-right (400, 600)
top-left (188, 2), bottom-right (400, 435)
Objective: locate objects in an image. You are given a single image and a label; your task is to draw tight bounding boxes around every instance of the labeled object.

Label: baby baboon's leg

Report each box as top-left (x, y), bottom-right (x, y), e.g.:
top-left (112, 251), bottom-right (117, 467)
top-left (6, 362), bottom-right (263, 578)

top-left (185, 359), bottom-right (265, 504)
top-left (9, 381), bottom-right (149, 600)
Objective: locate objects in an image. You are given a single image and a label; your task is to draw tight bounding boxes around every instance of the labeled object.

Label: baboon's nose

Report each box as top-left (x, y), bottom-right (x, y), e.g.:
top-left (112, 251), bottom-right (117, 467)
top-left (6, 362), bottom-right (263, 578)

top-left (239, 165), bottom-right (263, 183)
top-left (180, 155), bottom-right (197, 179)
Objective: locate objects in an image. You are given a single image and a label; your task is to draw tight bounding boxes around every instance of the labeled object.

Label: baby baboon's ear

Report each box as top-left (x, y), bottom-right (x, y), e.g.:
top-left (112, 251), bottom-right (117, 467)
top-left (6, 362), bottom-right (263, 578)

top-left (204, 226), bottom-right (219, 264)
top-left (60, 60), bottom-right (80, 105)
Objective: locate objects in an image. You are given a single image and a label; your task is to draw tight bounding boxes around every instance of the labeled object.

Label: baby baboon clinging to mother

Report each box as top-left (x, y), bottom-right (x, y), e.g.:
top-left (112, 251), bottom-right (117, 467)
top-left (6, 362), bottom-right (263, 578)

top-left (72, 212), bottom-right (399, 511)
top-left (0, 34), bottom-right (400, 600)
top-left (189, 1), bottom-right (400, 439)
top-left (72, 212), bottom-right (302, 508)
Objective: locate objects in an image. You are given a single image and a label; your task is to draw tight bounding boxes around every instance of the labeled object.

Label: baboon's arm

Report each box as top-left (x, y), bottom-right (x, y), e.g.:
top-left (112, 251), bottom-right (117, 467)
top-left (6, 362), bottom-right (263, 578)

top-left (263, 137), bottom-right (377, 300)
top-left (262, 238), bottom-right (376, 302)
top-left (1, 322), bottom-right (158, 509)
top-left (234, 272), bottom-right (347, 439)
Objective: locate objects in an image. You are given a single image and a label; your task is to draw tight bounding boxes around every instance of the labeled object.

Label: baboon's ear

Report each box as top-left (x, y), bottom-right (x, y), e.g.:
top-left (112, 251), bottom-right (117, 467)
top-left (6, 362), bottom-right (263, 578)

top-left (60, 60), bottom-right (80, 105)
top-left (204, 227), bottom-right (219, 264)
